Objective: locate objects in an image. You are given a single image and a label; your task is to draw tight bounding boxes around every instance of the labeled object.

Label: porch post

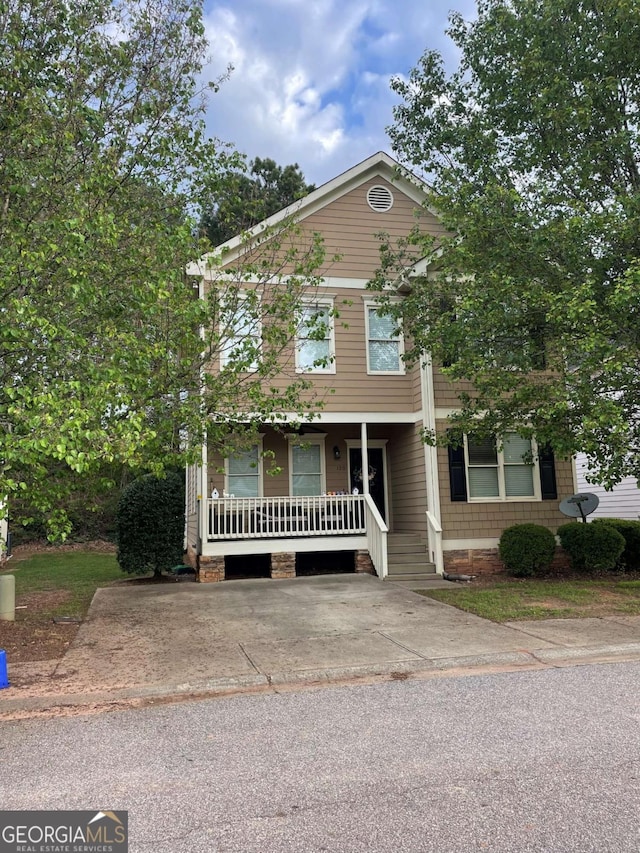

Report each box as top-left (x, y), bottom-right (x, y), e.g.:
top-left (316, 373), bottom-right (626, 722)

top-left (199, 434), bottom-right (208, 551)
top-left (360, 421), bottom-right (369, 497)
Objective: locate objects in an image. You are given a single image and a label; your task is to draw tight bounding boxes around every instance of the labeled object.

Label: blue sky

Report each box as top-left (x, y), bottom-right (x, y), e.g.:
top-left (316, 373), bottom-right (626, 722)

top-left (200, 0), bottom-right (478, 186)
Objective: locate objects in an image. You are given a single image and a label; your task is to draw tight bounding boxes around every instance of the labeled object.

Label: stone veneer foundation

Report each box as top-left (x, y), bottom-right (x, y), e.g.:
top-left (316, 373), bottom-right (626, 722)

top-left (189, 548), bottom-right (378, 581)
top-left (197, 555), bottom-right (225, 583)
top-left (354, 550), bottom-right (375, 574)
top-left (444, 547), bottom-right (571, 575)
top-left (270, 551), bottom-right (296, 579)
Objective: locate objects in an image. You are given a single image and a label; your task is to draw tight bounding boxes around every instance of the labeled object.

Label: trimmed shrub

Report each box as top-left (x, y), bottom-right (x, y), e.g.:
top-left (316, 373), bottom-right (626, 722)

top-left (499, 523), bottom-right (556, 577)
top-left (591, 518), bottom-right (640, 571)
top-left (557, 522), bottom-right (625, 573)
top-left (117, 473), bottom-right (185, 577)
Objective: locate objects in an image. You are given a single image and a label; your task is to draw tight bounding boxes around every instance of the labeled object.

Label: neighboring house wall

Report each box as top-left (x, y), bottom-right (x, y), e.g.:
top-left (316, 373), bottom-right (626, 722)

top-left (575, 453), bottom-right (640, 520)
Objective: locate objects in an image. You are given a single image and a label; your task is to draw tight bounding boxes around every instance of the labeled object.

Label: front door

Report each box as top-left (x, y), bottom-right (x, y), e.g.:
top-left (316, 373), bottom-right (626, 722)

top-left (349, 447), bottom-right (387, 521)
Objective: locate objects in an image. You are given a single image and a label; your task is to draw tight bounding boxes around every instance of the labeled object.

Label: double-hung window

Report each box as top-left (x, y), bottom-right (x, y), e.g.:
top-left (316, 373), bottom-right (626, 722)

top-left (296, 301), bottom-right (335, 373)
top-left (365, 305), bottom-right (404, 374)
top-left (289, 438), bottom-right (325, 496)
top-left (465, 433), bottom-right (537, 500)
top-left (220, 292), bottom-right (261, 370)
top-left (226, 444), bottom-right (262, 497)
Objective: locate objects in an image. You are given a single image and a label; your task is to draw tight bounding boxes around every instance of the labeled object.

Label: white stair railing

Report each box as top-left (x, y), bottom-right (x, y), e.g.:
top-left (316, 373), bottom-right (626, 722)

top-left (363, 494), bottom-right (388, 578)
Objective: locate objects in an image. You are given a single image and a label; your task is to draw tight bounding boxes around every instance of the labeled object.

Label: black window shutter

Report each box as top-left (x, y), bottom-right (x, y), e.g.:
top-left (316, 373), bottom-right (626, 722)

top-left (539, 445), bottom-right (557, 500)
top-left (448, 443), bottom-right (468, 502)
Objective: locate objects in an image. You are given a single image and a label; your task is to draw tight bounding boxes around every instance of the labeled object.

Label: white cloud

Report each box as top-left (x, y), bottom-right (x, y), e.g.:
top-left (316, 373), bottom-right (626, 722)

top-left (201, 0), bottom-right (477, 186)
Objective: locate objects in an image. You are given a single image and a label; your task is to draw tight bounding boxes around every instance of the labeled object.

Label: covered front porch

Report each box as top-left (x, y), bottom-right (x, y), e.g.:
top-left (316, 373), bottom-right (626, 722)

top-left (186, 417), bottom-right (442, 582)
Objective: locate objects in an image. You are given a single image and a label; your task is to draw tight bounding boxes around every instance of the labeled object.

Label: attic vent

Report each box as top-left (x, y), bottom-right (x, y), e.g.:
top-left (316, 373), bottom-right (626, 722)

top-left (367, 185), bottom-right (394, 212)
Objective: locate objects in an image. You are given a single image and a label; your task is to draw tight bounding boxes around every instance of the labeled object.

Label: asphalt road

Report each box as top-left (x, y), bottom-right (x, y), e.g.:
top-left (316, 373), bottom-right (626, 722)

top-left (2, 663), bottom-right (640, 852)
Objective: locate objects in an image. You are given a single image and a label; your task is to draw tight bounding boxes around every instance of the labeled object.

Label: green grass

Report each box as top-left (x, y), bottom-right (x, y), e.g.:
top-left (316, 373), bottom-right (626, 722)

top-left (417, 577), bottom-right (640, 622)
top-left (2, 552), bottom-right (122, 620)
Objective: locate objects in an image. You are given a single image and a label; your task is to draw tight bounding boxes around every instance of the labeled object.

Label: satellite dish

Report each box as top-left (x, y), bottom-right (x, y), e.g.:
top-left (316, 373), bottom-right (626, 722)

top-left (559, 492), bottom-right (600, 522)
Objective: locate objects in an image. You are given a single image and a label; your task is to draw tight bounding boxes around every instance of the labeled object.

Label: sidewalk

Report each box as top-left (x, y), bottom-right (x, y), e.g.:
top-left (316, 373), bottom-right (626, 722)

top-left (2, 574), bottom-right (639, 720)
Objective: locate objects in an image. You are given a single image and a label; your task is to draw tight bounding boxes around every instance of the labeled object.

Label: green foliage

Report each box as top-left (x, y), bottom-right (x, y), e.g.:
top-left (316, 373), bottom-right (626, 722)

top-left (0, 0), bottom-right (327, 539)
top-left (201, 157), bottom-right (315, 246)
top-left (557, 522), bottom-right (625, 573)
top-left (117, 473), bottom-right (184, 577)
top-left (499, 523), bottom-right (556, 577)
top-left (592, 518), bottom-right (640, 571)
top-left (378, 0), bottom-right (640, 485)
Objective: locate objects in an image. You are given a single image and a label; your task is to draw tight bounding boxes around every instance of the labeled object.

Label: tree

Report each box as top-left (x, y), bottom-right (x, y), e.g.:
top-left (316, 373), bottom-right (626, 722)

top-left (378, 0), bottom-right (640, 486)
top-left (0, 0), bottom-right (327, 539)
top-left (201, 157), bottom-right (315, 246)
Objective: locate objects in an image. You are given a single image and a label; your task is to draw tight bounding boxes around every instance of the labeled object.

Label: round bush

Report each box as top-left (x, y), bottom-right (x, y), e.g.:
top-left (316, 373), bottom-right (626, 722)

top-left (499, 523), bottom-right (556, 577)
top-left (557, 522), bottom-right (625, 573)
top-left (117, 473), bottom-right (185, 577)
top-left (591, 518), bottom-right (640, 571)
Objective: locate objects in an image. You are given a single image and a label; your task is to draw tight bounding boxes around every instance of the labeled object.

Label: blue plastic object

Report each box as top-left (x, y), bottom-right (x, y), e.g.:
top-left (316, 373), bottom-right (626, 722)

top-left (0, 649), bottom-right (9, 689)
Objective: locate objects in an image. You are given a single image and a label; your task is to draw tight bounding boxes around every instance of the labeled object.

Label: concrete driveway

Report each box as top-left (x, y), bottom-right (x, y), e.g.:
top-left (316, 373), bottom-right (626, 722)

top-left (30, 574), bottom-right (640, 693)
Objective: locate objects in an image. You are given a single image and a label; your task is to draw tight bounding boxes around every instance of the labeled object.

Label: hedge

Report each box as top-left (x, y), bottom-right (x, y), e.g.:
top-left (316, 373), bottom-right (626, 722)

top-left (499, 523), bottom-right (556, 577)
top-left (557, 522), bottom-right (625, 573)
top-left (591, 518), bottom-right (640, 571)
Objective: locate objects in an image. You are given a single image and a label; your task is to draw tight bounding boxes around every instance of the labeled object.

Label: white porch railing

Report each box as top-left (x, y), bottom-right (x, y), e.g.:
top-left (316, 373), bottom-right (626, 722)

top-left (207, 495), bottom-right (366, 541)
top-left (364, 494), bottom-right (388, 578)
top-left (426, 510), bottom-right (443, 574)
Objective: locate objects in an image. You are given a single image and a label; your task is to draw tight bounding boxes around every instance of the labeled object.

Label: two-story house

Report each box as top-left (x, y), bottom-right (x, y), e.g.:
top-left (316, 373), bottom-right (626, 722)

top-left (184, 152), bottom-right (575, 583)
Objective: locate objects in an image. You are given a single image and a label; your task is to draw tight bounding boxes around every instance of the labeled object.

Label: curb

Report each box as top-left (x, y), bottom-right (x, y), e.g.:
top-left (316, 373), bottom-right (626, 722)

top-left (2, 643), bottom-right (640, 720)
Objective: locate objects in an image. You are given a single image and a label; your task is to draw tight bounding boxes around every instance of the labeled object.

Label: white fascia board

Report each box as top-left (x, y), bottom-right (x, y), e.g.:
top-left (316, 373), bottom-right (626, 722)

top-left (207, 411), bottom-right (421, 426)
top-left (202, 535), bottom-right (368, 557)
top-left (188, 152), bottom-right (432, 276)
top-left (274, 411), bottom-right (421, 424)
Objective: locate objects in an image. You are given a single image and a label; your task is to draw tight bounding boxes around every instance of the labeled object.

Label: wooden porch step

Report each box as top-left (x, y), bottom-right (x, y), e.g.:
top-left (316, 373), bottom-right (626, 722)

top-left (385, 533), bottom-right (436, 581)
top-left (386, 565), bottom-right (437, 576)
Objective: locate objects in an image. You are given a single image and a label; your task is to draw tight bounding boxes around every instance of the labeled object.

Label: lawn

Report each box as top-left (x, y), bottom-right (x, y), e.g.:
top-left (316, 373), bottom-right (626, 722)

top-left (0, 551), bottom-right (123, 662)
top-left (417, 576), bottom-right (640, 622)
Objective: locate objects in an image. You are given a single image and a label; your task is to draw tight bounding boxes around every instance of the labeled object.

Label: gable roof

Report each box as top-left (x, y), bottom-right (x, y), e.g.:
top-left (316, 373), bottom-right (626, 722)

top-left (187, 151), bottom-right (432, 277)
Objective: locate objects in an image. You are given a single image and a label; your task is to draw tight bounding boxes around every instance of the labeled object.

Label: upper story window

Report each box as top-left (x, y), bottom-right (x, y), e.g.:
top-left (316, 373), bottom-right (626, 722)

top-left (219, 293), bottom-right (261, 371)
top-left (365, 305), bottom-right (404, 374)
top-left (225, 443), bottom-right (262, 497)
top-left (296, 301), bottom-right (335, 373)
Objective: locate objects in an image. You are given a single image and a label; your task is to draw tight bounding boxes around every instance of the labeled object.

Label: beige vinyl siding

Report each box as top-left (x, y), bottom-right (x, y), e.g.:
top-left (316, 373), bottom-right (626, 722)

top-left (301, 178), bottom-right (445, 280)
top-left (411, 357), bottom-right (423, 410)
top-left (436, 421), bottom-right (574, 538)
top-left (432, 365), bottom-right (476, 410)
top-left (185, 510), bottom-right (198, 553)
top-left (264, 286), bottom-right (419, 413)
top-left (387, 423), bottom-right (428, 535)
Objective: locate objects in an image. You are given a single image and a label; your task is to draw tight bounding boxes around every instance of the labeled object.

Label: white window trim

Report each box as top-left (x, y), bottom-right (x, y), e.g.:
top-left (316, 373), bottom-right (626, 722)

top-left (219, 292), bottom-right (262, 371)
top-left (464, 433), bottom-right (541, 503)
top-left (286, 434), bottom-right (327, 496)
top-left (295, 298), bottom-right (336, 374)
top-left (224, 435), bottom-right (265, 497)
top-left (364, 301), bottom-right (405, 375)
